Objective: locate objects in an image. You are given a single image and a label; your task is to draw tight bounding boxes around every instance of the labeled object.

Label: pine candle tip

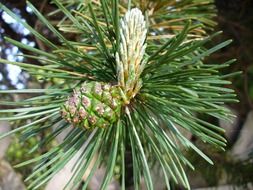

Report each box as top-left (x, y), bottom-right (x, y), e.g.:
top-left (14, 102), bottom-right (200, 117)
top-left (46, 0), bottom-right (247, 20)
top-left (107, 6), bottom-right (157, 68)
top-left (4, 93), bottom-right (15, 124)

top-left (116, 7), bottom-right (147, 103)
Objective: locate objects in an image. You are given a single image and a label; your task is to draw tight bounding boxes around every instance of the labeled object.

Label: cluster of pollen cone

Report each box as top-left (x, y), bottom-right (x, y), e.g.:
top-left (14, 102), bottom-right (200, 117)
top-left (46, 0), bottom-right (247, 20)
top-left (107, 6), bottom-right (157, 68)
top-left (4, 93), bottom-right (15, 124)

top-left (61, 8), bottom-right (147, 129)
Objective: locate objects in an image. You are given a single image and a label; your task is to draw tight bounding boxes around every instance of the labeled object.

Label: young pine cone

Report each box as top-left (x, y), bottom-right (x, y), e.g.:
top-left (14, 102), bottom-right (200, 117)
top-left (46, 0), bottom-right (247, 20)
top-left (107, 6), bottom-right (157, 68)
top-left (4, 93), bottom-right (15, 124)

top-left (61, 82), bottom-right (122, 129)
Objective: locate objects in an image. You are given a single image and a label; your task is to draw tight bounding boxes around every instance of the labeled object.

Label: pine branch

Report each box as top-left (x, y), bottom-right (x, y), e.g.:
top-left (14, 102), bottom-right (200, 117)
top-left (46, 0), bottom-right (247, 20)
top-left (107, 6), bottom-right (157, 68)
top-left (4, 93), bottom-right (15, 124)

top-left (0, 1), bottom-right (238, 189)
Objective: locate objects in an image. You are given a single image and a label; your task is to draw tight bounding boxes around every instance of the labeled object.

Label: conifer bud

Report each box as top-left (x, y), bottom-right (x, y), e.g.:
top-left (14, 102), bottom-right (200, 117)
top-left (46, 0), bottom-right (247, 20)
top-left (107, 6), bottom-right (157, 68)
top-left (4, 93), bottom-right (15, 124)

top-left (116, 8), bottom-right (147, 102)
